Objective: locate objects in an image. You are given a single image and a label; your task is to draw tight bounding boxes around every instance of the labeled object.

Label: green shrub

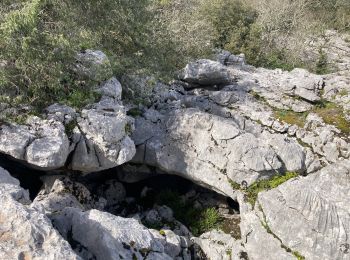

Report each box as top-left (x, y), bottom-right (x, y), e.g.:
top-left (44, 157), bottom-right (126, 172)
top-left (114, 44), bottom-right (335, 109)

top-left (149, 190), bottom-right (222, 236)
top-left (315, 49), bottom-right (329, 75)
top-left (0, 0), bottom-right (180, 111)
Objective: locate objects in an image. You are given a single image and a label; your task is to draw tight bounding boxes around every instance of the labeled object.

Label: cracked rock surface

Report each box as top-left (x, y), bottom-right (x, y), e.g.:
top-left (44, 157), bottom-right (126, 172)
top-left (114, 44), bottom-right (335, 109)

top-left (0, 56), bottom-right (136, 172)
top-left (0, 44), bottom-right (350, 260)
top-left (0, 167), bottom-right (81, 260)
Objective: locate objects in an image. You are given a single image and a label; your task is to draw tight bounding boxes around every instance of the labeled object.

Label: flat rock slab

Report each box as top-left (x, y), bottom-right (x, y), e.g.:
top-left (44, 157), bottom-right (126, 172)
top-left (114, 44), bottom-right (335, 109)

top-left (258, 160), bottom-right (350, 260)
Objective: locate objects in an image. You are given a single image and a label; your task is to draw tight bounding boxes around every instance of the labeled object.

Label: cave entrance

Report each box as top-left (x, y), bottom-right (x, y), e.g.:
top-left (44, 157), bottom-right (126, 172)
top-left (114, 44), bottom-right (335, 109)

top-left (0, 154), bottom-right (44, 200)
top-left (0, 155), bottom-right (241, 239)
top-left (83, 168), bottom-right (241, 239)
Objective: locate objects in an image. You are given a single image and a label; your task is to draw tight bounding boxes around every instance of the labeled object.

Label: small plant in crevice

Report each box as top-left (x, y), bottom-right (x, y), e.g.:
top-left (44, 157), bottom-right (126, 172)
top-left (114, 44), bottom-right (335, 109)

top-left (64, 120), bottom-right (77, 137)
top-left (228, 179), bottom-right (241, 190)
top-left (127, 108), bottom-right (143, 117)
top-left (244, 172), bottom-right (299, 206)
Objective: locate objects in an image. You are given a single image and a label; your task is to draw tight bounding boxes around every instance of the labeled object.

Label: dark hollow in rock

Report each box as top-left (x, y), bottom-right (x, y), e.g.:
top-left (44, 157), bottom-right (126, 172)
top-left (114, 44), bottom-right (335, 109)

top-left (0, 154), bottom-right (44, 200)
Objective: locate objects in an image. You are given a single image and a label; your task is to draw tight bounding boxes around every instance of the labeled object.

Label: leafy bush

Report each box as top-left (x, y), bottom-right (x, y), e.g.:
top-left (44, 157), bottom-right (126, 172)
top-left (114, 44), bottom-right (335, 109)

top-left (0, 0), bottom-right (179, 110)
top-left (1, 0), bottom-right (348, 112)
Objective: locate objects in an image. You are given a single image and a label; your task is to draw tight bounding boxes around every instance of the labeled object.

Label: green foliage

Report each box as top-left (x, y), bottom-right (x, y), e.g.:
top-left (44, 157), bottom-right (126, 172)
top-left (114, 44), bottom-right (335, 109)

top-left (229, 179), bottom-right (241, 190)
top-left (306, 0), bottom-right (350, 32)
top-left (64, 120), bottom-right (77, 137)
top-left (61, 90), bottom-right (102, 110)
top-left (315, 49), bottom-right (329, 75)
top-left (127, 108), bottom-right (142, 117)
top-left (191, 207), bottom-right (222, 236)
top-left (274, 100), bottom-right (350, 134)
top-left (152, 190), bottom-right (222, 236)
top-left (274, 110), bottom-right (308, 128)
top-left (293, 251), bottom-right (306, 260)
top-left (0, 0), bottom-right (179, 110)
top-left (246, 172), bottom-right (299, 206)
top-left (1, 0), bottom-right (349, 114)
top-left (313, 101), bottom-right (350, 134)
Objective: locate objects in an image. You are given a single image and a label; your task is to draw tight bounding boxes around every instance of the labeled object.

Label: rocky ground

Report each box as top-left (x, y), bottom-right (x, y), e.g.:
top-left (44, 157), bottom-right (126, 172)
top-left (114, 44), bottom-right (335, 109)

top-left (0, 32), bottom-right (350, 260)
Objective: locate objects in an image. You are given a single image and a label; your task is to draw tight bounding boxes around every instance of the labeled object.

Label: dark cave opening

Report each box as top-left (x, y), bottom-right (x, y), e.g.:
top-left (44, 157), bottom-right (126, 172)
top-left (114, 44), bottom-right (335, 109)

top-left (0, 154), bottom-right (44, 200)
top-left (0, 155), bottom-right (241, 239)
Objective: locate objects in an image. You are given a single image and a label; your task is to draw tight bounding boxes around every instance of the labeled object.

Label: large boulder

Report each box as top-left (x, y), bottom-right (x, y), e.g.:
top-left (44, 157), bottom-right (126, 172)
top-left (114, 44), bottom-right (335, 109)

top-left (75, 49), bottom-right (113, 82)
top-left (257, 160), bottom-right (350, 260)
top-left (131, 108), bottom-right (306, 199)
top-left (0, 117), bottom-right (70, 170)
top-left (179, 59), bottom-right (231, 86)
top-left (52, 207), bottom-right (185, 260)
top-left (0, 167), bottom-right (80, 260)
top-left (71, 103), bottom-right (136, 172)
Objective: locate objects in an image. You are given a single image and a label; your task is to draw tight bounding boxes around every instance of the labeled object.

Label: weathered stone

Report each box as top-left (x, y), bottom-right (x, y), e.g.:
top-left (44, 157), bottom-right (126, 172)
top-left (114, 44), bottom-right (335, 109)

top-left (193, 230), bottom-right (247, 260)
top-left (0, 117), bottom-right (70, 170)
top-left (75, 49), bottom-right (113, 82)
top-left (95, 77), bottom-right (123, 100)
top-left (32, 176), bottom-right (106, 213)
top-left (179, 59), bottom-right (231, 86)
top-left (257, 160), bottom-right (350, 260)
top-left (0, 168), bottom-right (80, 260)
top-left (71, 105), bottom-right (136, 172)
top-left (52, 208), bottom-right (179, 259)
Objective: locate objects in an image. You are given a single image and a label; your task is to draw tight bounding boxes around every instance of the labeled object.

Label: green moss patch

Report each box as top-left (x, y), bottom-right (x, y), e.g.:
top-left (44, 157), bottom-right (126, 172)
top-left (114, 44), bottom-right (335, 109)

top-left (245, 172), bottom-right (299, 206)
top-left (313, 102), bottom-right (350, 135)
top-left (274, 101), bottom-right (350, 135)
top-left (273, 110), bottom-right (308, 128)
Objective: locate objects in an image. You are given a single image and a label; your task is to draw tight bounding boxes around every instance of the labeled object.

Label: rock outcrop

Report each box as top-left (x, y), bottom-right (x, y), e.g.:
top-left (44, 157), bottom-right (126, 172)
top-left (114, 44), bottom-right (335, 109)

top-left (0, 51), bottom-right (136, 172)
top-left (1, 46), bottom-right (350, 260)
top-left (131, 108), bottom-right (306, 198)
top-left (0, 167), bottom-right (80, 260)
top-left (179, 59), bottom-right (232, 86)
top-left (239, 160), bottom-right (350, 260)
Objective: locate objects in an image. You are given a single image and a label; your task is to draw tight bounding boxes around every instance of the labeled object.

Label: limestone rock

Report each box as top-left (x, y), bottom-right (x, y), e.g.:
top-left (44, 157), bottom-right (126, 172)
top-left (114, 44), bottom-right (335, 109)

top-left (96, 179), bottom-right (126, 209)
top-left (71, 104), bottom-right (136, 172)
top-left (132, 108), bottom-right (306, 198)
top-left (45, 103), bottom-right (77, 124)
top-left (192, 229), bottom-right (247, 260)
top-left (32, 175), bottom-right (106, 214)
top-left (179, 59), bottom-right (231, 86)
top-left (75, 49), bottom-right (113, 82)
top-left (0, 168), bottom-right (80, 260)
top-left (95, 77), bottom-right (123, 100)
top-left (52, 208), bottom-right (182, 259)
top-left (257, 160), bottom-right (350, 260)
top-left (0, 117), bottom-right (70, 170)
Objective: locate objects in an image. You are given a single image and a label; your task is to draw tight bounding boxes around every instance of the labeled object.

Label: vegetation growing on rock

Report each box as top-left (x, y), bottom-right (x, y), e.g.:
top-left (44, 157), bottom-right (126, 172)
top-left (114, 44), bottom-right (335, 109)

top-left (274, 101), bottom-right (350, 134)
top-left (142, 189), bottom-right (223, 236)
top-left (1, 0), bottom-right (350, 111)
top-left (245, 172), bottom-right (299, 206)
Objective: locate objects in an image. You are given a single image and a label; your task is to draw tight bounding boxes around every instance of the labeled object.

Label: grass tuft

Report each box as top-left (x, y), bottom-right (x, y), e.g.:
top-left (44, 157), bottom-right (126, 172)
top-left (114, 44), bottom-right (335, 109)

top-left (245, 172), bottom-right (299, 206)
top-left (273, 110), bottom-right (308, 128)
